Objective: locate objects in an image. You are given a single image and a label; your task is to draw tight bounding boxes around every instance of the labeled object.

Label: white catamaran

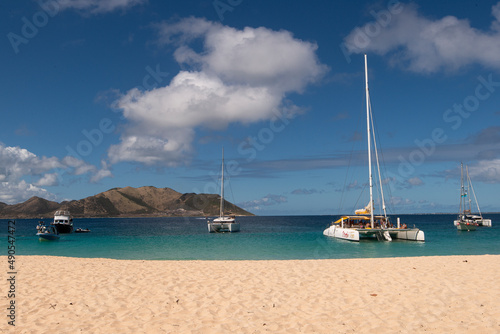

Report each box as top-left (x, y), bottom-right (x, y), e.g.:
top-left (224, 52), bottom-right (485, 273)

top-left (208, 149), bottom-right (240, 233)
top-left (323, 55), bottom-right (425, 242)
top-left (454, 163), bottom-right (492, 230)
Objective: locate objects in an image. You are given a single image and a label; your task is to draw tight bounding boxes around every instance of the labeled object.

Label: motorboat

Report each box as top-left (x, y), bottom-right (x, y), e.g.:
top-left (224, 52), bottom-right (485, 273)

top-left (51, 210), bottom-right (73, 234)
top-left (75, 228), bottom-right (91, 233)
top-left (36, 221), bottom-right (60, 241)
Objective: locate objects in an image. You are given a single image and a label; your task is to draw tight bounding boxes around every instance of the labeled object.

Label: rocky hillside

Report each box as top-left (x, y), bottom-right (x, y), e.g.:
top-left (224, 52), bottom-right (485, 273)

top-left (0, 186), bottom-right (252, 218)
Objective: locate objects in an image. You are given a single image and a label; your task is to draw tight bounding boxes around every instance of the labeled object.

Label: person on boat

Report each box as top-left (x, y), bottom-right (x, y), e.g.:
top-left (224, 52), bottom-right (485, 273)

top-left (381, 218), bottom-right (387, 229)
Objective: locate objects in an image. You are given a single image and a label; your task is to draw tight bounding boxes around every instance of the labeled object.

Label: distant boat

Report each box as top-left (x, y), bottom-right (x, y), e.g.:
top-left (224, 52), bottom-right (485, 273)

top-left (208, 149), bottom-right (240, 233)
top-left (51, 210), bottom-right (74, 234)
top-left (323, 55), bottom-right (424, 242)
top-left (454, 163), bottom-right (491, 229)
top-left (36, 221), bottom-right (60, 241)
top-left (75, 228), bottom-right (91, 233)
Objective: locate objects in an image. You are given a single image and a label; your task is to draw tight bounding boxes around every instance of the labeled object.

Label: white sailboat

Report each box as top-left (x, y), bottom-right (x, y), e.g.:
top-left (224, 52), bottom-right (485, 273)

top-left (208, 149), bottom-right (240, 233)
top-left (454, 163), bottom-right (491, 230)
top-left (323, 55), bottom-right (424, 242)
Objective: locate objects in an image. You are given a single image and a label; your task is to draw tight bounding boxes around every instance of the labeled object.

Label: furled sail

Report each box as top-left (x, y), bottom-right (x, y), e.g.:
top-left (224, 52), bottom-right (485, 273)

top-left (355, 201), bottom-right (372, 215)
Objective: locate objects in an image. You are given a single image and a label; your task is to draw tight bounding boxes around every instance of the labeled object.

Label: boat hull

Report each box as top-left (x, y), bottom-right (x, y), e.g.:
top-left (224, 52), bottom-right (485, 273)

top-left (480, 219), bottom-right (492, 227)
top-left (323, 225), bottom-right (360, 241)
top-left (456, 221), bottom-right (477, 231)
top-left (323, 225), bottom-right (425, 242)
top-left (37, 233), bottom-right (60, 241)
top-left (454, 219), bottom-right (491, 227)
top-left (75, 228), bottom-right (91, 233)
top-left (208, 218), bottom-right (240, 233)
top-left (386, 228), bottom-right (425, 241)
top-left (52, 223), bottom-right (73, 234)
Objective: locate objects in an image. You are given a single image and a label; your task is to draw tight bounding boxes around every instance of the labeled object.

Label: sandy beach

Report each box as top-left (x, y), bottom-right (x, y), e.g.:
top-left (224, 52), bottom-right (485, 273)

top-left (3, 255), bottom-right (500, 333)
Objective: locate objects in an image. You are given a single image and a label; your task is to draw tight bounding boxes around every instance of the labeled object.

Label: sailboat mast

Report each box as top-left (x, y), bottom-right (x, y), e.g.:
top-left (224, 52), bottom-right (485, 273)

top-left (220, 148), bottom-right (225, 217)
top-left (364, 54), bottom-right (374, 227)
top-left (467, 166), bottom-right (483, 218)
top-left (465, 166), bottom-right (472, 212)
top-left (459, 162), bottom-right (464, 215)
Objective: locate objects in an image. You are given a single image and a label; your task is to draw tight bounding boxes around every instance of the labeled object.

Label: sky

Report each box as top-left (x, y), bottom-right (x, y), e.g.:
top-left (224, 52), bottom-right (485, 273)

top-left (1, 0), bottom-right (500, 215)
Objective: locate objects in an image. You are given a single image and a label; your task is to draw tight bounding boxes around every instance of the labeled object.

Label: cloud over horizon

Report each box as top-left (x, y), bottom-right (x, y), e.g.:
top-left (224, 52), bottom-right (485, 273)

top-left (109, 17), bottom-right (328, 166)
top-left (0, 143), bottom-right (111, 204)
top-left (344, 2), bottom-right (500, 73)
top-left (238, 193), bottom-right (288, 211)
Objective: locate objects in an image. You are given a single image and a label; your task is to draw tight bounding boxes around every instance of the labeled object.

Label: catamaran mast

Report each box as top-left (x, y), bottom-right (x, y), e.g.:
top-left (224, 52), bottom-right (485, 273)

top-left (364, 54), bottom-right (374, 228)
top-left (220, 148), bottom-right (225, 218)
top-left (466, 165), bottom-right (472, 212)
top-left (370, 103), bottom-right (388, 218)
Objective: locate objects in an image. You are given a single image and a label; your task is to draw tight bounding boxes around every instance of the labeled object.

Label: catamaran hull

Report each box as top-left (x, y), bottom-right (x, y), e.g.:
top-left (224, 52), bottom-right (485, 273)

top-left (454, 219), bottom-right (491, 227)
top-left (386, 228), bottom-right (425, 241)
top-left (323, 226), bottom-right (424, 242)
top-left (208, 222), bottom-right (240, 233)
top-left (480, 219), bottom-right (492, 227)
top-left (323, 225), bottom-right (360, 241)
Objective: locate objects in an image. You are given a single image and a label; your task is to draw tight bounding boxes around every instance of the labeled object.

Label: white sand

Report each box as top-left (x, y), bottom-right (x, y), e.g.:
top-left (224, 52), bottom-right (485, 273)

top-left (3, 255), bottom-right (500, 333)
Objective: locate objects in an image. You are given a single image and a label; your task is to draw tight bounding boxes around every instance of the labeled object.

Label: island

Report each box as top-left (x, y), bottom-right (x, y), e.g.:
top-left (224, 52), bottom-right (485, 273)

top-left (0, 186), bottom-right (253, 218)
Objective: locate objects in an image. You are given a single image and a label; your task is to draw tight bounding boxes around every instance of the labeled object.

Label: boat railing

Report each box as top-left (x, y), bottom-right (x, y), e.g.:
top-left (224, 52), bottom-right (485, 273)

top-left (54, 210), bottom-right (71, 216)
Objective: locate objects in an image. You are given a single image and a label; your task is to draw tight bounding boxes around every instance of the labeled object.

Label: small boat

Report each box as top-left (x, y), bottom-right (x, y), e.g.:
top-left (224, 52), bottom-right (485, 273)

top-left (453, 163), bottom-right (492, 229)
top-left (51, 210), bottom-right (74, 234)
top-left (74, 228), bottom-right (91, 233)
top-left (323, 55), bottom-right (424, 242)
top-left (36, 221), bottom-right (60, 241)
top-left (208, 149), bottom-right (240, 233)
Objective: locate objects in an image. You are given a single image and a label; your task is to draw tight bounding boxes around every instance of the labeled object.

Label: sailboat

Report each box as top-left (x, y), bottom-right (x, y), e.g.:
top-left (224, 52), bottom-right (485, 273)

top-left (454, 163), bottom-right (492, 230)
top-left (208, 149), bottom-right (240, 233)
top-left (323, 55), bottom-right (425, 242)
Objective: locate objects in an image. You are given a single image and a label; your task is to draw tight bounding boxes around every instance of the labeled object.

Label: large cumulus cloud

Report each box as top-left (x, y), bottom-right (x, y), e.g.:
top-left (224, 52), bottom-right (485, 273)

top-left (109, 18), bottom-right (328, 166)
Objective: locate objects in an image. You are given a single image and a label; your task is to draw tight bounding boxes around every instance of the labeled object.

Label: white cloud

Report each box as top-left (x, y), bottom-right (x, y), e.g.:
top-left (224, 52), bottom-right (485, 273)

top-left (407, 177), bottom-right (424, 186)
top-left (0, 144), bottom-right (62, 181)
top-left (56, 0), bottom-right (146, 15)
top-left (90, 161), bottom-right (113, 183)
top-left (62, 156), bottom-right (97, 175)
top-left (35, 173), bottom-right (59, 187)
top-left (0, 180), bottom-right (57, 204)
top-left (238, 194), bottom-right (287, 211)
top-left (110, 18), bottom-right (328, 166)
top-left (291, 188), bottom-right (323, 195)
top-left (390, 196), bottom-right (415, 206)
top-left (0, 143), bottom-right (113, 204)
top-left (344, 2), bottom-right (500, 73)
top-left (468, 159), bottom-right (500, 183)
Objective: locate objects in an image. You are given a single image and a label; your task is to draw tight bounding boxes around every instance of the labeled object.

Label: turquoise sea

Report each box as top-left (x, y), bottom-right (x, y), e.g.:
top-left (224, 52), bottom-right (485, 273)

top-left (3, 214), bottom-right (500, 260)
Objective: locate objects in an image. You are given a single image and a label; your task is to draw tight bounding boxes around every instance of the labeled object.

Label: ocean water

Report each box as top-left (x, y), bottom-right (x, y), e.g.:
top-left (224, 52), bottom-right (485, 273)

top-left (3, 214), bottom-right (500, 260)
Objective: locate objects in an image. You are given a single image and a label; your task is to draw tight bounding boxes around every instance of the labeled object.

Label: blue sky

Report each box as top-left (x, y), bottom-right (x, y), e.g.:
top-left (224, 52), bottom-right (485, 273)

top-left (1, 0), bottom-right (500, 215)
